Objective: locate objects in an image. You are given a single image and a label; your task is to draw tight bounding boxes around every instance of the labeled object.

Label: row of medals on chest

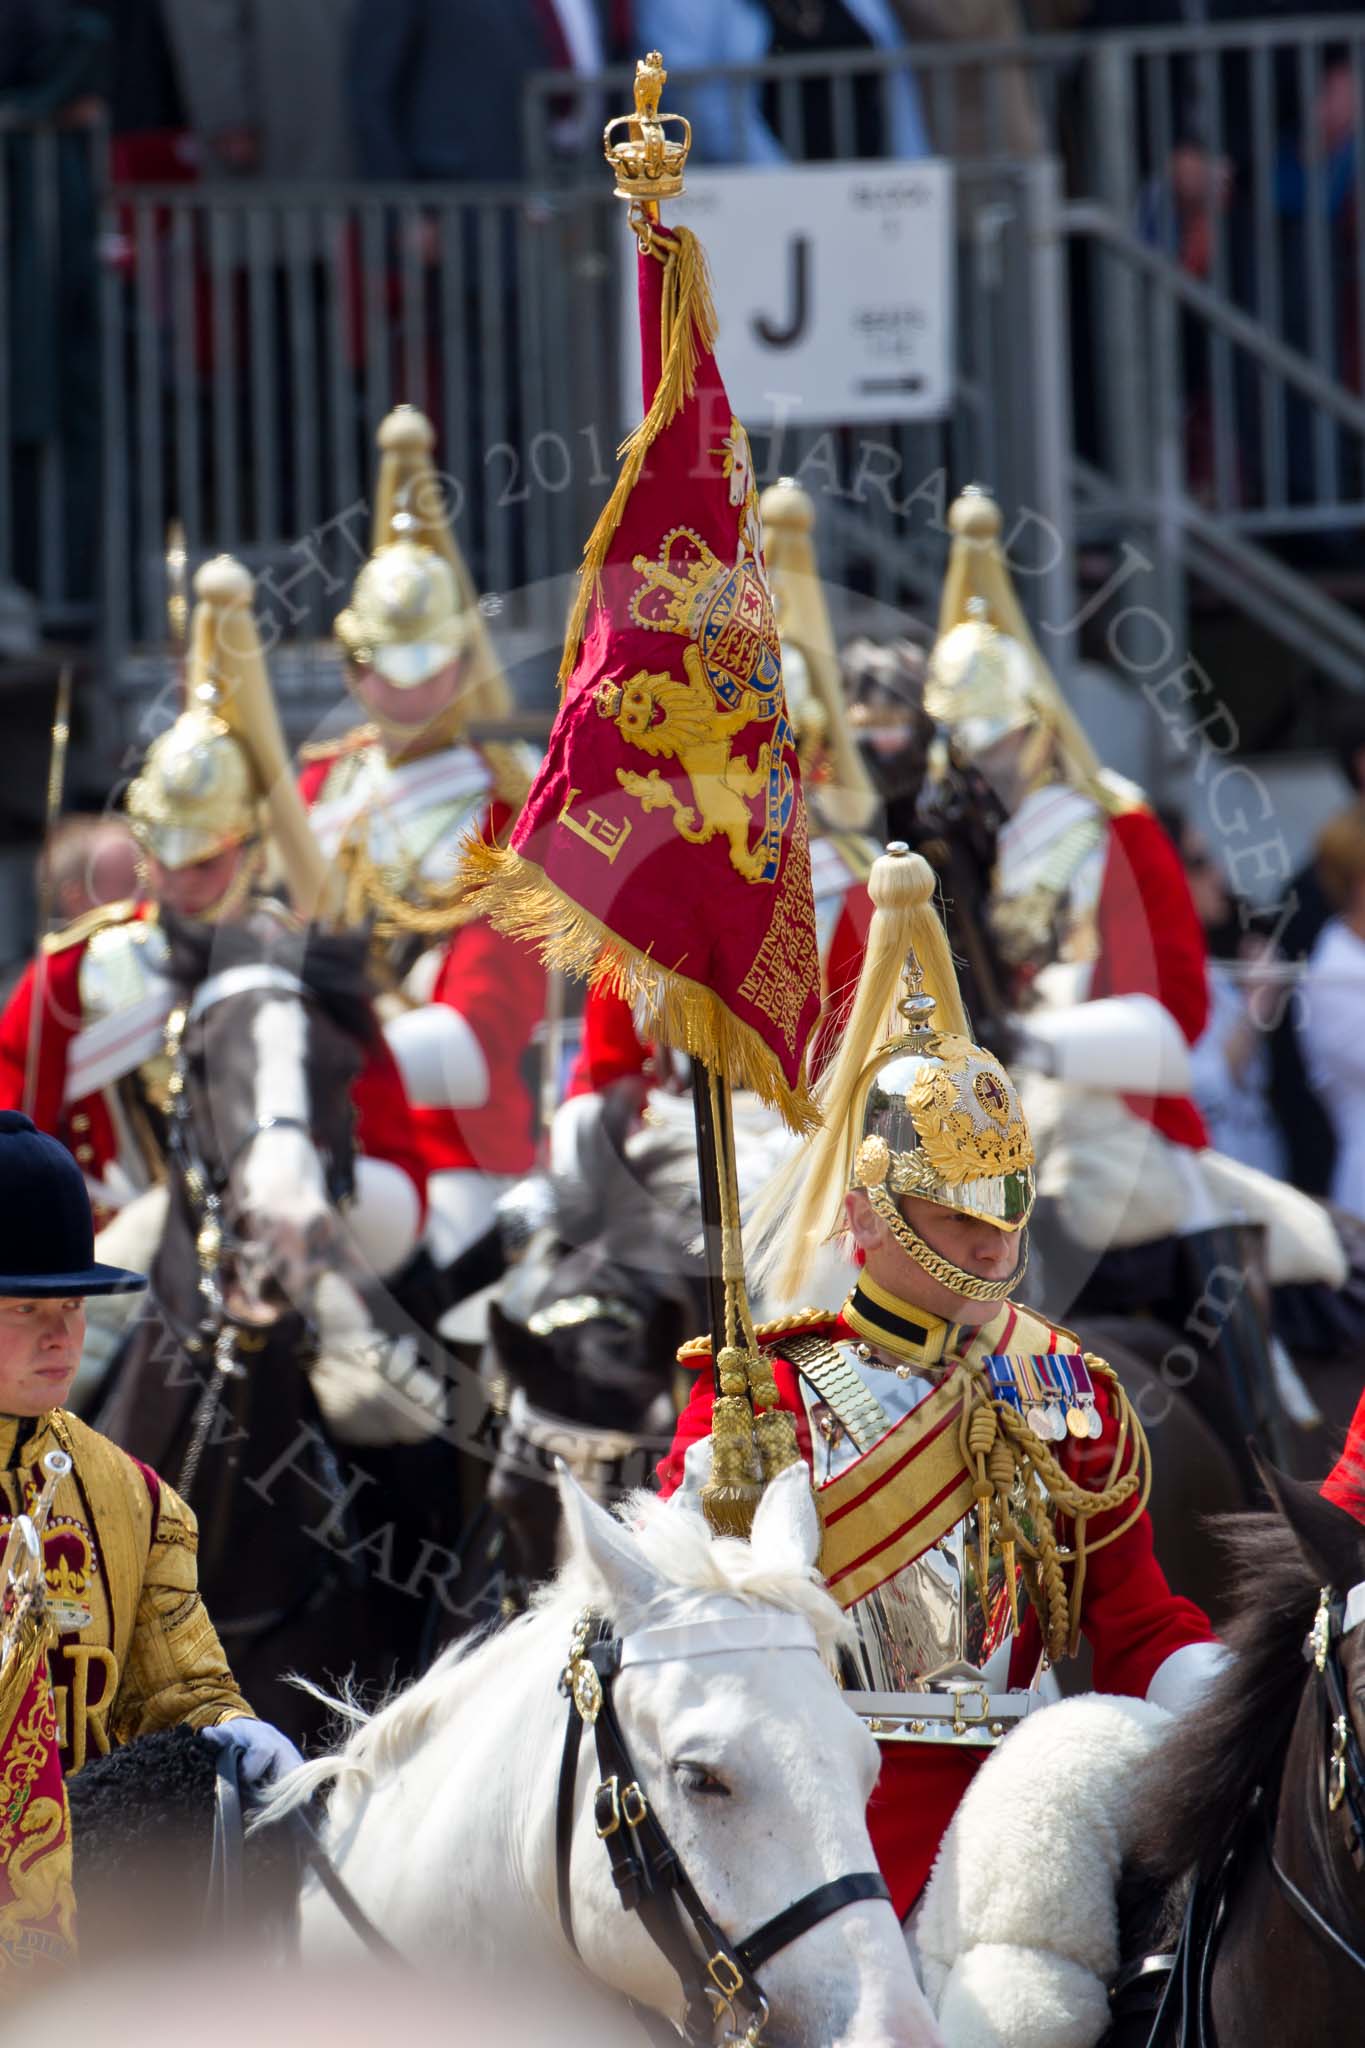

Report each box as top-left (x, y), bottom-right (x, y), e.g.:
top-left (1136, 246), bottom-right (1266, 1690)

top-left (852, 1339), bottom-right (1103, 1441)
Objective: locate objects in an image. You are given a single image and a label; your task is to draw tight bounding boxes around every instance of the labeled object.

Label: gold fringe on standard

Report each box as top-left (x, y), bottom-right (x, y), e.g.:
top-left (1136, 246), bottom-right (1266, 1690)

top-left (557, 223), bottom-right (718, 689)
top-left (462, 839), bottom-right (819, 1136)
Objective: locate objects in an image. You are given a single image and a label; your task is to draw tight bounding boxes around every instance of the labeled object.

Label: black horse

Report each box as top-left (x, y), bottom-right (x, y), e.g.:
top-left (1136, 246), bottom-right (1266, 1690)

top-left (92, 910), bottom-right (480, 1746)
top-left (483, 1080), bottom-right (708, 1603)
top-left (1107, 1463), bottom-right (1365, 2045)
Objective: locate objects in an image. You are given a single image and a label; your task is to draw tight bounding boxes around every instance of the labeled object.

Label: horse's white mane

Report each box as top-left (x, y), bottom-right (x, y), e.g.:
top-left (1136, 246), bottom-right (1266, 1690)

top-left (259, 1487), bottom-right (850, 1826)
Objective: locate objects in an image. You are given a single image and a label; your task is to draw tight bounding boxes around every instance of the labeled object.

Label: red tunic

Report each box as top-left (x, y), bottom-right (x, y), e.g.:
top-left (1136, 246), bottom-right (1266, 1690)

top-left (0, 904), bottom-right (426, 1216)
top-left (657, 1312), bottom-right (1216, 1916)
top-left (299, 755), bottom-right (545, 1178)
top-left (1091, 807), bottom-right (1210, 1150)
top-left (1323, 1384), bottom-right (1365, 1524)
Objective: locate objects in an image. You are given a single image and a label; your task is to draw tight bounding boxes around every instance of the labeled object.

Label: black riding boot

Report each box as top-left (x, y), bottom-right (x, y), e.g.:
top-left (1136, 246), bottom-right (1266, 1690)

top-left (1176, 1224), bottom-right (1293, 1481)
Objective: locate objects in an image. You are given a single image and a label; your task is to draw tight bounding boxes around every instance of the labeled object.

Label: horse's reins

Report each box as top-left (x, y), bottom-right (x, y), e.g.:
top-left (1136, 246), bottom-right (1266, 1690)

top-left (555, 1608), bottom-right (891, 2048)
top-left (164, 964), bottom-right (356, 1499)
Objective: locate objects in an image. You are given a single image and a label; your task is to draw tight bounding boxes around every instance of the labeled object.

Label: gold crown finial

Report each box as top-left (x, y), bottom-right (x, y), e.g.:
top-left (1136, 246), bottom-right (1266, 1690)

top-left (604, 49), bottom-right (691, 207)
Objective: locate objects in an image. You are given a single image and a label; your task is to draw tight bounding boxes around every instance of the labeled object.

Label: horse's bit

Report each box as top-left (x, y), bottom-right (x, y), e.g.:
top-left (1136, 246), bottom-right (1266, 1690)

top-left (555, 1608), bottom-right (892, 2048)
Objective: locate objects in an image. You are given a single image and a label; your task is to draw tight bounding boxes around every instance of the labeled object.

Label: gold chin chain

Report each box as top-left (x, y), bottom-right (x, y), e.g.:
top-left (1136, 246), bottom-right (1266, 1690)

top-left (338, 833), bottom-right (481, 938)
top-left (866, 1184), bottom-right (1022, 1304)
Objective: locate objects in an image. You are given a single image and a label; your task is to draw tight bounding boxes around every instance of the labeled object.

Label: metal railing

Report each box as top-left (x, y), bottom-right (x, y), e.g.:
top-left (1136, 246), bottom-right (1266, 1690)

top-left (2, 17), bottom-right (1363, 771)
top-left (0, 116), bottom-right (107, 638)
top-left (95, 155), bottom-right (1078, 763)
top-left (530, 19), bottom-right (1365, 537)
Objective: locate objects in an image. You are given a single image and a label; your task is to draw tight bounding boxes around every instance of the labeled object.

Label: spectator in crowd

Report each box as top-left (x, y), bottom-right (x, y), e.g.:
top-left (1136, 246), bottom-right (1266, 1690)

top-left (38, 814), bottom-right (140, 924)
top-left (1300, 801), bottom-right (1365, 1218)
top-left (158, 0), bottom-right (355, 180)
top-left (1167, 812), bottom-right (1287, 1180)
top-left (348, 0), bottom-right (630, 184)
top-left (637, 0), bottom-right (930, 167)
top-left (1269, 706), bottom-right (1365, 1194)
top-left (890, 0), bottom-right (1088, 160)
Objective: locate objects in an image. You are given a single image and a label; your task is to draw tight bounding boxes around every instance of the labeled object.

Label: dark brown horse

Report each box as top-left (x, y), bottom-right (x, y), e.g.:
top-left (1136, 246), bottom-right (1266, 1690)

top-left (91, 911), bottom-right (481, 1746)
top-left (1107, 1466), bottom-right (1365, 2044)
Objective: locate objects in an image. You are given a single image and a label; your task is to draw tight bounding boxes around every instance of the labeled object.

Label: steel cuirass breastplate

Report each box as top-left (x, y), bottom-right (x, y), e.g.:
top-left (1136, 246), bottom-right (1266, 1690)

top-left (793, 1335), bottom-right (1049, 1748)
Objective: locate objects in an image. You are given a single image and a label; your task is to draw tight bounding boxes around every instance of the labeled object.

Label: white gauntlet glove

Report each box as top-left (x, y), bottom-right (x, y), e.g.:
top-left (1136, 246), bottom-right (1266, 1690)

top-left (201, 1716), bottom-right (304, 1788)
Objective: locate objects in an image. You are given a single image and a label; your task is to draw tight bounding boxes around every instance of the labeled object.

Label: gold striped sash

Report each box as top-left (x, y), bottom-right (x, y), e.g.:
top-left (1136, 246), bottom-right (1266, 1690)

top-left (814, 1363), bottom-right (975, 1611)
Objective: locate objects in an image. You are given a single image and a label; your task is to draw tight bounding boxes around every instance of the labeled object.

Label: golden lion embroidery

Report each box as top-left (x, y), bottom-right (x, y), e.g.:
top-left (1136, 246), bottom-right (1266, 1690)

top-left (597, 648), bottom-right (776, 884)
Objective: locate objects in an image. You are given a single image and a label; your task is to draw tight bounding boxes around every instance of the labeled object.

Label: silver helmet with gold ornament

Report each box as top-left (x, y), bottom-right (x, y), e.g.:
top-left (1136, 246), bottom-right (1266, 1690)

top-left (334, 405), bottom-right (512, 727)
top-left (757, 841), bottom-right (1034, 1307)
top-left (924, 483), bottom-right (1118, 810)
top-left (126, 556), bottom-right (336, 921)
top-left (923, 596), bottom-right (1041, 758)
top-left (125, 700), bottom-right (255, 871)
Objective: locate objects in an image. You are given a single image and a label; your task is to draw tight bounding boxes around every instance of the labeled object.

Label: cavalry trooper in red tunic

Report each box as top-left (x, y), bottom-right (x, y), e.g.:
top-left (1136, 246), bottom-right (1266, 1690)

top-left (923, 483), bottom-right (1304, 1473)
top-left (563, 474), bottom-right (879, 1115)
top-left (0, 558), bottom-right (425, 1280)
top-left (658, 843), bottom-right (1225, 1921)
top-left (0, 1108), bottom-right (300, 1785)
top-left (299, 405), bottom-right (545, 1267)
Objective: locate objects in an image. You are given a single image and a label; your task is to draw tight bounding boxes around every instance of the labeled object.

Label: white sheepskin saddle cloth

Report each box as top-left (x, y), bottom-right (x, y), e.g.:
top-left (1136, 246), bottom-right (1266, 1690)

top-left (917, 1694), bottom-right (1172, 2048)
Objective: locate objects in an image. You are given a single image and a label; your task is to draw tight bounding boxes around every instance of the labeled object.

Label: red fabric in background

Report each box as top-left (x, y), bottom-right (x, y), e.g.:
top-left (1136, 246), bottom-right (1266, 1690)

top-left (1093, 807), bottom-right (1210, 1149)
top-left (1323, 1385), bottom-right (1365, 1524)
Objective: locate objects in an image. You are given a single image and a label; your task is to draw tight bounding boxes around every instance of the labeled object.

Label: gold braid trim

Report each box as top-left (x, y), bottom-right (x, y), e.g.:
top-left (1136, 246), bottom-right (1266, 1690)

top-left (460, 840), bottom-right (819, 1135)
top-left (337, 831), bottom-right (486, 938)
top-left (298, 723), bottom-right (379, 765)
top-left (956, 1350), bottom-right (1152, 1665)
top-left (557, 224), bottom-right (718, 689)
top-left (677, 1306), bottom-right (835, 1366)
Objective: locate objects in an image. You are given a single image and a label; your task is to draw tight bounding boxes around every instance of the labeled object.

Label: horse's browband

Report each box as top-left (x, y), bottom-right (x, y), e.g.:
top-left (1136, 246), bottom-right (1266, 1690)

top-left (615, 1614), bottom-right (820, 1670)
top-left (186, 964), bottom-right (307, 1023)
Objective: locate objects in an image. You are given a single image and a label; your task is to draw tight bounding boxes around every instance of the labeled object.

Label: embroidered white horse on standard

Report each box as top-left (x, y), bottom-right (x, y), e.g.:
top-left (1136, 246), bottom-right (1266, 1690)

top-left (264, 1464), bottom-right (942, 2047)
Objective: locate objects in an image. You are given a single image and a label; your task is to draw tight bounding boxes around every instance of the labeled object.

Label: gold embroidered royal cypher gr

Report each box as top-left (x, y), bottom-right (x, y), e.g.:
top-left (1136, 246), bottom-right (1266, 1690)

top-left (0, 1412), bottom-right (250, 1776)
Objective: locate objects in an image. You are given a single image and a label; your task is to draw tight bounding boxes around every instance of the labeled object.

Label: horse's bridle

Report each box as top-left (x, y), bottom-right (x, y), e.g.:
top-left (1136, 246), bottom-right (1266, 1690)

top-left (172, 967), bottom-right (357, 1212)
top-left (555, 1608), bottom-right (892, 2048)
top-left (1119, 1579), bottom-right (1365, 2046)
top-left (1264, 1583), bottom-right (1365, 1969)
top-left (162, 965), bottom-right (356, 1499)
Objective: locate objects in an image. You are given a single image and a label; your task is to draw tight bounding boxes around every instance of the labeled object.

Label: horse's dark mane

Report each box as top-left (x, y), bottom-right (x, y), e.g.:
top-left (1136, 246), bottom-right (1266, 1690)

top-left (1132, 1510), bottom-right (1321, 1883)
top-left (162, 906), bottom-right (377, 1045)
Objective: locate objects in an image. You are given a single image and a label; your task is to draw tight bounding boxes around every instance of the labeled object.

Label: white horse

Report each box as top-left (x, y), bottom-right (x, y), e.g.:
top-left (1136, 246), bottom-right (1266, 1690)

top-left (265, 1463), bottom-right (941, 2047)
